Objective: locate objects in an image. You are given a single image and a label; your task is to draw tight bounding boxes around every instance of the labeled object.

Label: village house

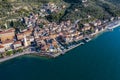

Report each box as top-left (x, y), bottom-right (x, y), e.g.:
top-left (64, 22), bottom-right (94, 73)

top-left (82, 0), bottom-right (88, 7)
top-left (78, 33), bottom-right (84, 40)
top-left (91, 22), bottom-right (98, 27)
top-left (62, 5), bottom-right (66, 9)
top-left (82, 23), bottom-right (91, 31)
top-left (96, 20), bottom-right (102, 26)
top-left (90, 20), bottom-right (102, 27)
top-left (0, 28), bottom-right (15, 42)
top-left (110, 17), bottom-right (115, 21)
top-left (25, 36), bottom-right (34, 46)
top-left (26, 36), bottom-right (34, 42)
top-left (0, 45), bottom-right (5, 53)
top-left (13, 41), bottom-right (22, 49)
top-left (49, 44), bottom-right (55, 52)
top-left (16, 29), bottom-right (32, 40)
top-left (118, 17), bottom-right (120, 19)
top-left (95, 28), bottom-right (99, 33)
top-left (2, 40), bottom-right (14, 50)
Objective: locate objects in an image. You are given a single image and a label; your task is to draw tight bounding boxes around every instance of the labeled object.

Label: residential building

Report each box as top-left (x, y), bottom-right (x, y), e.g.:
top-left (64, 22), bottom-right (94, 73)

top-left (23, 35), bottom-right (28, 47)
top-left (2, 40), bottom-right (14, 50)
top-left (0, 28), bottom-right (15, 42)
top-left (0, 45), bottom-right (5, 52)
top-left (16, 29), bottom-right (32, 40)
top-left (13, 41), bottom-right (22, 49)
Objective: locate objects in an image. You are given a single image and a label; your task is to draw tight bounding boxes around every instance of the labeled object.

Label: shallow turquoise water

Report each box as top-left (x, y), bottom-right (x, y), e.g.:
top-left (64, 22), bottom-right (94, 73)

top-left (0, 27), bottom-right (120, 80)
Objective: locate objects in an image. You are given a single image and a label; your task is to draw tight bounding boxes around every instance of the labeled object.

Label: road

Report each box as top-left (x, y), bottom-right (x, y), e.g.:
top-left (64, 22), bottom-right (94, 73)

top-left (0, 48), bottom-right (37, 63)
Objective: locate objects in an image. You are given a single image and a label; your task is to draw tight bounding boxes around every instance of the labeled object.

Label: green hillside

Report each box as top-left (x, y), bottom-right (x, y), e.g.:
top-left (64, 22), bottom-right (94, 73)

top-left (0, 0), bottom-right (120, 24)
top-left (60, 0), bottom-right (120, 22)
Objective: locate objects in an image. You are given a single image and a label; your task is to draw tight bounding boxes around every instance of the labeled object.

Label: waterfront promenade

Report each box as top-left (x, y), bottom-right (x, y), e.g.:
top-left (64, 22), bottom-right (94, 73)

top-left (0, 42), bottom-right (85, 62)
top-left (0, 52), bottom-right (28, 63)
top-left (0, 49), bottom-right (37, 63)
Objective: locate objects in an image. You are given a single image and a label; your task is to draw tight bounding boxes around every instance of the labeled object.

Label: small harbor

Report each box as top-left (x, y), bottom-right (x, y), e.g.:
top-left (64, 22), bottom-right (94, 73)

top-left (0, 19), bottom-right (120, 62)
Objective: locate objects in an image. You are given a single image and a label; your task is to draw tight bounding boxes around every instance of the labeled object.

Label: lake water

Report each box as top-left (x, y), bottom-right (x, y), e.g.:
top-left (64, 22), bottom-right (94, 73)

top-left (0, 27), bottom-right (120, 80)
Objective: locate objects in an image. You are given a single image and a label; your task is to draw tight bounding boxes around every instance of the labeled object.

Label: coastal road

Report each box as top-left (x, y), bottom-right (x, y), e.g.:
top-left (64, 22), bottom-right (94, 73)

top-left (0, 52), bottom-right (29, 63)
top-left (0, 48), bottom-right (37, 63)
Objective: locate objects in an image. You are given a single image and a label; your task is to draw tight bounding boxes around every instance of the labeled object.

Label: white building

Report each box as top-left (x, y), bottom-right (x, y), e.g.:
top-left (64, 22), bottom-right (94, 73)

top-left (23, 35), bottom-right (28, 47)
top-left (2, 40), bottom-right (13, 50)
top-left (13, 41), bottom-right (22, 49)
top-left (0, 45), bottom-right (5, 52)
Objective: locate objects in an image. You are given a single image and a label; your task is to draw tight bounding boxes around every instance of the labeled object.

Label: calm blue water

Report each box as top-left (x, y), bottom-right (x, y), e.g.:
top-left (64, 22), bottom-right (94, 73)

top-left (0, 27), bottom-right (120, 80)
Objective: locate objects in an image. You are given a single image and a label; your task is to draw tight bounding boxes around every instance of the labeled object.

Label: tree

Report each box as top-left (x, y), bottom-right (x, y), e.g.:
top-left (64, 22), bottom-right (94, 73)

top-left (13, 50), bottom-right (17, 54)
top-left (6, 51), bottom-right (13, 56)
top-left (78, 23), bottom-right (84, 31)
top-left (10, 21), bottom-right (14, 27)
top-left (0, 25), bottom-right (6, 29)
top-left (0, 54), bottom-right (3, 58)
top-left (39, 23), bottom-right (43, 28)
top-left (17, 48), bottom-right (23, 53)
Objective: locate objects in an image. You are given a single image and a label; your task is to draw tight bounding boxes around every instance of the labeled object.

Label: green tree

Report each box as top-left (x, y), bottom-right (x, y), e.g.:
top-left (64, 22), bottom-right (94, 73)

top-left (17, 48), bottom-right (23, 53)
top-left (78, 23), bottom-right (84, 31)
top-left (6, 51), bottom-right (13, 56)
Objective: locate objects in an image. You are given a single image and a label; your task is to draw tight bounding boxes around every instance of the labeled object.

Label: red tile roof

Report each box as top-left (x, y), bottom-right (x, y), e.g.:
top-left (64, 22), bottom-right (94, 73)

top-left (2, 40), bottom-right (14, 44)
top-left (0, 45), bottom-right (4, 48)
top-left (14, 41), bottom-right (21, 44)
top-left (0, 28), bottom-right (15, 34)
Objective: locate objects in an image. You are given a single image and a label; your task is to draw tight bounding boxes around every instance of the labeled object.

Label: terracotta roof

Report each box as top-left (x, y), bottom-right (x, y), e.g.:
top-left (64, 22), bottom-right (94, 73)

top-left (14, 41), bottom-right (21, 45)
top-left (2, 40), bottom-right (14, 44)
top-left (0, 45), bottom-right (4, 48)
top-left (0, 28), bottom-right (15, 34)
top-left (16, 33), bottom-right (24, 36)
top-left (17, 30), bottom-right (32, 36)
top-left (24, 31), bottom-right (31, 35)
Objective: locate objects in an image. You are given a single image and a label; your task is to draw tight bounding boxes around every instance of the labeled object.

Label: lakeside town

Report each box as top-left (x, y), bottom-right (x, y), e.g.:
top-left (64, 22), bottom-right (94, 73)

top-left (0, 2), bottom-right (120, 62)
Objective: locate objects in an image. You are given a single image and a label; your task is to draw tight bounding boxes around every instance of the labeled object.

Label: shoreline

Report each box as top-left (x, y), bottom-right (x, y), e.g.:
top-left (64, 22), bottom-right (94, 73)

top-left (0, 20), bottom-right (120, 63)
top-left (0, 52), bottom-right (29, 63)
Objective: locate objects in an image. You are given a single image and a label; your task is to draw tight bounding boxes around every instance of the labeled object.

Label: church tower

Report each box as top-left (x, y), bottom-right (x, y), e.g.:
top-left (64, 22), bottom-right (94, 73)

top-left (34, 30), bottom-right (39, 38)
top-left (23, 35), bottom-right (28, 47)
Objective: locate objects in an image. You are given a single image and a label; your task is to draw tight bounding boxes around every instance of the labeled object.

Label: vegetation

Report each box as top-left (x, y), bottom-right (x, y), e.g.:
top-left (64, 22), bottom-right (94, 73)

top-left (0, 54), bottom-right (3, 58)
top-left (60, 0), bottom-right (120, 22)
top-left (0, 48), bottom-right (23, 57)
top-left (46, 10), bottom-right (65, 22)
top-left (6, 50), bottom-right (13, 56)
top-left (0, 0), bottom-right (120, 27)
top-left (17, 48), bottom-right (23, 53)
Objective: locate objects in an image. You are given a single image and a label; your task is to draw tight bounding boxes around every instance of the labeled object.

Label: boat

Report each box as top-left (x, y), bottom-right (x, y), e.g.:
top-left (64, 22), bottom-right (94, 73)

top-left (80, 42), bottom-right (84, 45)
top-left (84, 37), bottom-right (91, 42)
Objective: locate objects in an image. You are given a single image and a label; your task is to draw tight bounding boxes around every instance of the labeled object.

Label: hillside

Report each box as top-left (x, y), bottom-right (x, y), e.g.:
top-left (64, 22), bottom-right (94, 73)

top-left (107, 0), bottom-right (120, 5)
top-left (0, 0), bottom-right (65, 25)
top-left (0, 0), bottom-right (120, 24)
top-left (60, 0), bottom-right (120, 22)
